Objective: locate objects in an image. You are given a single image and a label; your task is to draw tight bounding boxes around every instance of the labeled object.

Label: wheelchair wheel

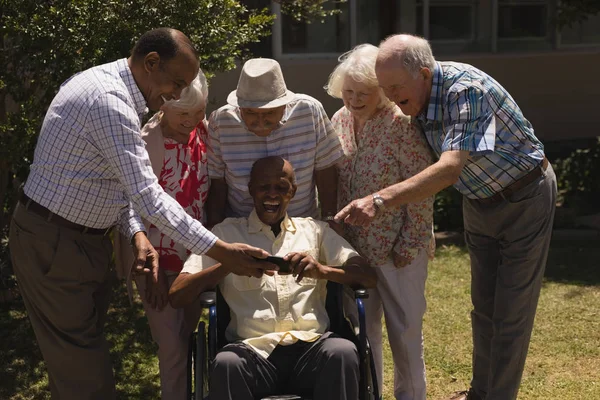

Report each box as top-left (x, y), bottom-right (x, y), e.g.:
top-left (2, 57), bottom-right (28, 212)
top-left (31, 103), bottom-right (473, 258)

top-left (195, 321), bottom-right (207, 400)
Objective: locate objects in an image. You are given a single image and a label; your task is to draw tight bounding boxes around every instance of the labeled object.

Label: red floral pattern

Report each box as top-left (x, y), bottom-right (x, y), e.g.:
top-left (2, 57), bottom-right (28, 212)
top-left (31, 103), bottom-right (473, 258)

top-left (334, 104), bottom-right (435, 266)
top-left (148, 122), bottom-right (210, 272)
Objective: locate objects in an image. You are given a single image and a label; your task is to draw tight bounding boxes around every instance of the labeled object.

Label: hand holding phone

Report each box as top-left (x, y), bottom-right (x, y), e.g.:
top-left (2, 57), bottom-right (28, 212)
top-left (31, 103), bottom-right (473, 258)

top-left (253, 255), bottom-right (292, 274)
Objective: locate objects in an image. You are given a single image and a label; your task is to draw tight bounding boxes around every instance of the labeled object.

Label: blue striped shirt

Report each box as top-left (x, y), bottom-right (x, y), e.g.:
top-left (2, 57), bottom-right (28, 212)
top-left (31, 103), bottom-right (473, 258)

top-left (417, 62), bottom-right (545, 199)
top-left (208, 94), bottom-right (344, 218)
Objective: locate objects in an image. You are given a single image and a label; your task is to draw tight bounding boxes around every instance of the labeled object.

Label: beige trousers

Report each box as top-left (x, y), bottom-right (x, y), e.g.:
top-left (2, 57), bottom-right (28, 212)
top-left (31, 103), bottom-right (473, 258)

top-left (134, 271), bottom-right (201, 400)
top-left (365, 250), bottom-right (429, 400)
top-left (9, 202), bottom-right (116, 400)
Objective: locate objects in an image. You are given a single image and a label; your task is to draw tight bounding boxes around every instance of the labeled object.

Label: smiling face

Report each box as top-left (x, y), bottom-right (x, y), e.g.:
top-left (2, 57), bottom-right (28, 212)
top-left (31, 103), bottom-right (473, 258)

top-left (143, 50), bottom-right (199, 112)
top-left (161, 102), bottom-right (206, 143)
top-left (249, 158), bottom-right (297, 227)
top-left (240, 106), bottom-right (285, 137)
top-left (375, 63), bottom-right (432, 117)
top-left (341, 76), bottom-right (381, 121)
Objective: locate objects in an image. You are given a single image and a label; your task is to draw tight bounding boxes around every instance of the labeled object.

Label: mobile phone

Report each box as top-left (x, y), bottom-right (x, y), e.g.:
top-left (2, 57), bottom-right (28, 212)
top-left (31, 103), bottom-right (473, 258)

top-left (254, 255), bottom-right (292, 274)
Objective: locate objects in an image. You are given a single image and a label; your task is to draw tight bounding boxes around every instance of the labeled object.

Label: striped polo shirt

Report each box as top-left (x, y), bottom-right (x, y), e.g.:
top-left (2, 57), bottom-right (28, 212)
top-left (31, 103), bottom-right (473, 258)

top-left (208, 94), bottom-right (344, 218)
top-left (417, 62), bottom-right (545, 199)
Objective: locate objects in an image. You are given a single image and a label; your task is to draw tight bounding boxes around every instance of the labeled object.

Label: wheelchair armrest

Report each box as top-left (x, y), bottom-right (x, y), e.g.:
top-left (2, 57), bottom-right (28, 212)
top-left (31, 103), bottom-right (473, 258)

top-left (198, 290), bottom-right (216, 307)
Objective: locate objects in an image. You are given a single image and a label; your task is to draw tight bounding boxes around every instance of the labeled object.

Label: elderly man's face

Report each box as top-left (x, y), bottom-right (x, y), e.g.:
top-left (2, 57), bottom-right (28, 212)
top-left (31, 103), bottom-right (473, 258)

top-left (375, 63), bottom-right (431, 117)
top-left (144, 51), bottom-right (199, 112)
top-left (342, 77), bottom-right (381, 121)
top-left (240, 106), bottom-right (285, 137)
top-left (249, 160), bottom-right (297, 227)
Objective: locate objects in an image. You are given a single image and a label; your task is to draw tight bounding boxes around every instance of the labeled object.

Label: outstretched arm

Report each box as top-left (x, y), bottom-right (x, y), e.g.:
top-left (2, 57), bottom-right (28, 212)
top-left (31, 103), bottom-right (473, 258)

top-left (335, 150), bottom-right (468, 226)
top-left (169, 263), bottom-right (228, 309)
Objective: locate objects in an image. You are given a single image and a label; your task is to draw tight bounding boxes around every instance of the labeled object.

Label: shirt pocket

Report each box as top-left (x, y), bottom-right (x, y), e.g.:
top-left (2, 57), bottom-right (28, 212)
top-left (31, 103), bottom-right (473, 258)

top-left (230, 275), bottom-right (265, 291)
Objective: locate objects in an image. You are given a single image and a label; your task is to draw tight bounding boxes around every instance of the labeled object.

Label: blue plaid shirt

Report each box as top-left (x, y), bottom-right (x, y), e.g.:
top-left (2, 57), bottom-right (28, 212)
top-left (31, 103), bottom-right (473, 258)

top-left (417, 62), bottom-right (545, 199)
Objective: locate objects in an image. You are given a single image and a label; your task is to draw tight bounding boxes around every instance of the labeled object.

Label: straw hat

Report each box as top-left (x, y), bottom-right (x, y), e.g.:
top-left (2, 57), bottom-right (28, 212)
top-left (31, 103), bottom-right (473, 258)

top-left (227, 58), bottom-right (295, 108)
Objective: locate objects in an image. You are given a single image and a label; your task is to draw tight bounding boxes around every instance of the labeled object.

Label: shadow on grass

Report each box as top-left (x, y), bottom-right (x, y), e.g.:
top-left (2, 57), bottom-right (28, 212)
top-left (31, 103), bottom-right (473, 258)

top-left (437, 239), bottom-right (600, 287)
top-left (543, 243), bottom-right (600, 287)
top-left (0, 300), bottom-right (47, 400)
top-left (0, 278), bottom-right (160, 400)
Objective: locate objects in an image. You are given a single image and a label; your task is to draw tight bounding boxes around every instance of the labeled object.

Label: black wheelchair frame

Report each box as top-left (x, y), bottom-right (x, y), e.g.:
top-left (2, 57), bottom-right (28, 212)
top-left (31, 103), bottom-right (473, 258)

top-left (186, 281), bottom-right (381, 400)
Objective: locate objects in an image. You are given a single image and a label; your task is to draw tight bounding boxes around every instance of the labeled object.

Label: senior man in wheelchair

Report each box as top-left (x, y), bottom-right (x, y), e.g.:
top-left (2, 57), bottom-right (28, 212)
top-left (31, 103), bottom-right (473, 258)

top-left (169, 155), bottom-right (377, 400)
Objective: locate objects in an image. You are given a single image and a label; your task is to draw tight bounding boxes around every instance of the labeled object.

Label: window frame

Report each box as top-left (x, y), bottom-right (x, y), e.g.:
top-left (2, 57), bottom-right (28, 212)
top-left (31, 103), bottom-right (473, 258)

top-left (270, 0), bottom-right (600, 59)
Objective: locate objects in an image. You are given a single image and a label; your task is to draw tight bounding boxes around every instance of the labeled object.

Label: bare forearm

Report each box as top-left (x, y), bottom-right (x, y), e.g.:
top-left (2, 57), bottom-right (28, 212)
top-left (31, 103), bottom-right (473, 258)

top-left (315, 166), bottom-right (339, 217)
top-left (323, 256), bottom-right (377, 288)
top-left (206, 178), bottom-right (228, 228)
top-left (379, 151), bottom-right (466, 208)
top-left (168, 265), bottom-right (229, 308)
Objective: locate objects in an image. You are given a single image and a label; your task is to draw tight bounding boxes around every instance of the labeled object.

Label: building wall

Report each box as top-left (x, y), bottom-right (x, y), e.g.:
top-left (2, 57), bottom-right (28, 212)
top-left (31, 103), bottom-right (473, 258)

top-left (206, 49), bottom-right (600, 142)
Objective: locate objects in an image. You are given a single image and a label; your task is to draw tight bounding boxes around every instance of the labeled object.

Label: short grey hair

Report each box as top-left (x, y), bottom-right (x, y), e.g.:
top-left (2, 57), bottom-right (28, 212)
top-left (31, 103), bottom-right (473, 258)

top-left (163, 68), bottom-right (208, 110)
top-left (379, 34), bottom-right (436, 78)
top-left (325, 44), bottom-right (390, 107)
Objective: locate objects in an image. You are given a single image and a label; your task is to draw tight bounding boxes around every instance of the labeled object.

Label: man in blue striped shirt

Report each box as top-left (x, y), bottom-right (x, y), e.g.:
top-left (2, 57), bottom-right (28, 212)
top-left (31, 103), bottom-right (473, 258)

top-left (336, 34), bottom-right (556, 400)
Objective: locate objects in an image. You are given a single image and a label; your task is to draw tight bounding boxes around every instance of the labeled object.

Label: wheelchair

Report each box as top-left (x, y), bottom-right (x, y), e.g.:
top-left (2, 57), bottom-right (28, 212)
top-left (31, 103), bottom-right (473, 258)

top-left (186, 280), bottom-right (380, 400)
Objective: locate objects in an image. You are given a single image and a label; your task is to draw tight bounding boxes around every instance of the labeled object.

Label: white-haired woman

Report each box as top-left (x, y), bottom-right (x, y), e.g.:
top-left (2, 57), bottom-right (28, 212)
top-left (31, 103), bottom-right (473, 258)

top-left (115, 71), bottom-right (209, 400)
top-left (326, 44), bottom-right (434, 400)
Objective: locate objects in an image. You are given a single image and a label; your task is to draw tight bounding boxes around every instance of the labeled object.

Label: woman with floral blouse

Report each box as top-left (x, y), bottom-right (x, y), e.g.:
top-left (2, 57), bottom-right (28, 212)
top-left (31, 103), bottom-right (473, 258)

top-left (114, 71), bottom-right (210, 400)
top-left (326, 44), bottom-right (435, 400)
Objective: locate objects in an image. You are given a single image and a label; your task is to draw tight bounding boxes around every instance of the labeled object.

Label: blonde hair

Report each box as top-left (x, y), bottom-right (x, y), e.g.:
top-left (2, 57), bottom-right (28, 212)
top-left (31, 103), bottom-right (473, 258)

top-left (325, 44), bottom-right (390, 107)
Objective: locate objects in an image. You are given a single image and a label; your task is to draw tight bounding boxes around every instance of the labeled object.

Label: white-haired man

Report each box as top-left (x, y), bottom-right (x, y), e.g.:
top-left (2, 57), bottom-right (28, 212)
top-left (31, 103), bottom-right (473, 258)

top-left (335, 34), bottom-right (556, 400)
top-left (206, 58), bottom-right (344, 233)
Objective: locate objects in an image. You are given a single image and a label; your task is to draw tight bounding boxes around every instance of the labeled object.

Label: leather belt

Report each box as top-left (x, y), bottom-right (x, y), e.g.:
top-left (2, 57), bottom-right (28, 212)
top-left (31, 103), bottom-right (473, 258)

top-left (477, 157), bottom-right (549, 205)
top-left (19, 193), bottom-right (112, 235)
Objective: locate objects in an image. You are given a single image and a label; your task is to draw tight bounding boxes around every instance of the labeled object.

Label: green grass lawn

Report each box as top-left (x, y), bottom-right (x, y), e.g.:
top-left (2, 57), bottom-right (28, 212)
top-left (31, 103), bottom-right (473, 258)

top-left (1, 242), bottom-right (599, 399)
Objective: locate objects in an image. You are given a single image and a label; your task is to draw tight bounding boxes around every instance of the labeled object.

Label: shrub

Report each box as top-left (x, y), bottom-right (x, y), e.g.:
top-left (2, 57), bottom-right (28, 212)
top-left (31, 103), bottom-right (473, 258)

top-left (553, 137), bottom-right (600, 215)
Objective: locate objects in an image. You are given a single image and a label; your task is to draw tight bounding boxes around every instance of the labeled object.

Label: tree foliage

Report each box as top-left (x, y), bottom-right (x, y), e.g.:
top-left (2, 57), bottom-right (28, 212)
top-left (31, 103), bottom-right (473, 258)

top-left (274, 0), bottom-right (346, 22)
top-left (0, 0), bottom-right (275, 234)
top-left (557, 0), bottom-right (600, 27)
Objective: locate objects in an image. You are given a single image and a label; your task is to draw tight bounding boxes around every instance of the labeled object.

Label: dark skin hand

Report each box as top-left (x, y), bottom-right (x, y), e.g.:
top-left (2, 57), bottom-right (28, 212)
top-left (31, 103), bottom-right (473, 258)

top-left (131, 231), bottom-right (160, 283)
top-left (284, 253), bottom-right (377, 289)
top-left (169, 258), bottom-right (278, 309)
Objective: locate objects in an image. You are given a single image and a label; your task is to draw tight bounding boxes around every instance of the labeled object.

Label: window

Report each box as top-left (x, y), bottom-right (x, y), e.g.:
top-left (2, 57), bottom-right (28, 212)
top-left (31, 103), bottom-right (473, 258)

top-left (498, 1), bottom-right (548, 39)
top-left (560, 14), bottom-right (600, 46)
top-left (280, 1), bottom-right (350, 55)
top-left (270, 0), bottom-right (600, 58)
top-left (416, 0), bottom-right (476, 41)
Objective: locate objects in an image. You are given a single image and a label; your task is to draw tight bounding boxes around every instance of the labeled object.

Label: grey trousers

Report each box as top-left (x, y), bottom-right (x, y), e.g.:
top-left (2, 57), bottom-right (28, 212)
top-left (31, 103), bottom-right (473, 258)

top-left (209, 332), bottom-right (359, 400)
top-left (463, 165), bottom-right (557, 400)
top-left (9, 203), bottom-right (116, 400)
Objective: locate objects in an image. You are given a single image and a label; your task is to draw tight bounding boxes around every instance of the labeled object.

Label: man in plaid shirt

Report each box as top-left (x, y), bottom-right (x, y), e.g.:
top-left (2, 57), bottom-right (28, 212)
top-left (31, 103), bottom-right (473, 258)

top-left (336, 34), bottom-right (556, 400)
top-left (9, 28), bottom-right (273, 400)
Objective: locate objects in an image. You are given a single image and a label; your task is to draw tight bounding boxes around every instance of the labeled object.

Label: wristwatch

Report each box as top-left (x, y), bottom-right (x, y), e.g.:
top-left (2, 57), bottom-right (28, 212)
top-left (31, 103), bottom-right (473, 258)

top-left (372, 193), bottom-right (386, 212)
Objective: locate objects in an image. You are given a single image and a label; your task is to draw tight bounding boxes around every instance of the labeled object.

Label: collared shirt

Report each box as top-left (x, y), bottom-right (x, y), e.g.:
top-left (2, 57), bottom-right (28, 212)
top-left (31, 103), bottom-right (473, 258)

top-left (207, 94), bottom-right (344, 218)
top-left (146, 117), bottom-right (211, 272)
top-left (333, 104), bottom-right (435, 266)
top-left (182, 210), bottom-right (359, 358)
top-left (24, 58), bottom-right (216, 254)
top-left (417, 61), bottom-right (545, 199)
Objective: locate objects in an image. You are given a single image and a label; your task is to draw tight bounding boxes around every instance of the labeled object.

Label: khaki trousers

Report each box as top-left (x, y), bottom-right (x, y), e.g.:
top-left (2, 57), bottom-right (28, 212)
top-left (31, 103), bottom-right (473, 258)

top-left (365, 250), bottom-right (429, 400)
top-left (134, 271), bottom-right (201, 400)
top-left (9, 203), bottom-right (115, 400)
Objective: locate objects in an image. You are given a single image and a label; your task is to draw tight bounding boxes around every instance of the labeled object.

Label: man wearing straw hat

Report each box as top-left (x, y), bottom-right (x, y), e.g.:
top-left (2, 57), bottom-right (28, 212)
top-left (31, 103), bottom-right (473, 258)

top-left (206, 58), bottom-right (344, 231)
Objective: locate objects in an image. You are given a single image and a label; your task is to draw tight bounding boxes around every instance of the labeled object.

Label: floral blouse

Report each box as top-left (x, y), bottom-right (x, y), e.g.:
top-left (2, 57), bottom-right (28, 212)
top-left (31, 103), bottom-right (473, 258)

top-left (333, 103), bottom-right (435, 266)
top-left (147, 122), bottom-right (210, 272)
